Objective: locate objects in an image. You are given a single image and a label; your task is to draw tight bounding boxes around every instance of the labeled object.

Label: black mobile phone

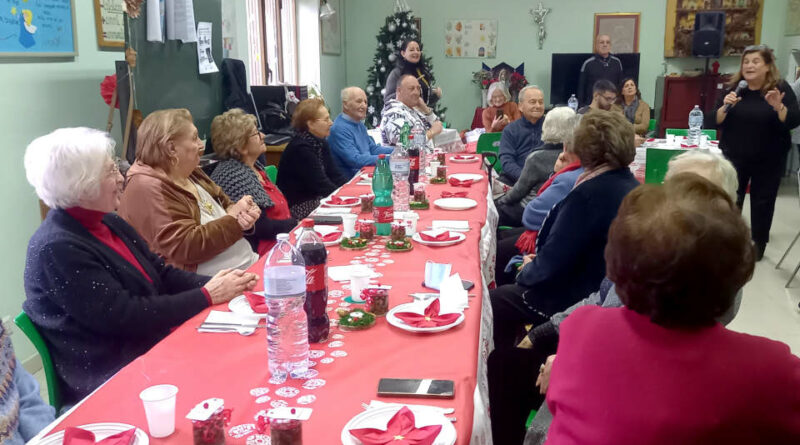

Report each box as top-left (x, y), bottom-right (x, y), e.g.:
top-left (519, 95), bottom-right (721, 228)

top-left (377, 378), bottom-right (455, 399)
top-left (311, 215), bottom-right (343, 225)
top-left (421, 280), bottom-right (474, 291)
top-left (496, 109), bottom-right (504, 119)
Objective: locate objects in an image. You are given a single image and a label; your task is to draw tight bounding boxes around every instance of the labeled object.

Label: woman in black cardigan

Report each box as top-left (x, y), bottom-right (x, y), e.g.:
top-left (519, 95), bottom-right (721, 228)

top-left (277, 98), bottom-right (348, 219)
top-left (383, 39), bottom-right (441, 107)
top-left (705, 45), bottom-right (800, 260)
top-left (22, 128), bottom-right (257, 406)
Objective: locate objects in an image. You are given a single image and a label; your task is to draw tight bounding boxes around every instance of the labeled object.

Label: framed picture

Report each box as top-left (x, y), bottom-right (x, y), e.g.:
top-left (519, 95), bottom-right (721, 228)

top-left (664, 0), bottom-right (763, 57)
top-left (414, 17), bottom-right (422, 40)
top-left (0, 0), bottom-right (77, 57)
top-left (787, 0), bottom-right (800, 36)
top-left (593, 13), bottom-right (640, 53)
top-left (94, 0), bottom-right (125, 49)
top-left (320, 0), bottom-right (341, 55)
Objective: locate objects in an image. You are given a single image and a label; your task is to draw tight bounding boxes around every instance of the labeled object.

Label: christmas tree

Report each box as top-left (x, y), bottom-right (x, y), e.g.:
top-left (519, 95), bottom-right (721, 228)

top-left (364, 7), bottom-right (447, 129)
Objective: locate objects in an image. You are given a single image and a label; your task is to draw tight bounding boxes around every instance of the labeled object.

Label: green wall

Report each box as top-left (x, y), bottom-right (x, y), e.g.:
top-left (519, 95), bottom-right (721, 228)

top-left (0, 1), bottom-right (121, 363)
top-left (339, 0), bottom-right (789, 130)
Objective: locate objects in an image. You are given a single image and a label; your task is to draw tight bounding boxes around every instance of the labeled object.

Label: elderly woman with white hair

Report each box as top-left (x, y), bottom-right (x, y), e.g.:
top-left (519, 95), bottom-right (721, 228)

top-left (23, 128), bottom-right (257, 406)
top-left (495, 107), bottom-right (578, 228)
top-left (482, 81), bottom-right (521, 132)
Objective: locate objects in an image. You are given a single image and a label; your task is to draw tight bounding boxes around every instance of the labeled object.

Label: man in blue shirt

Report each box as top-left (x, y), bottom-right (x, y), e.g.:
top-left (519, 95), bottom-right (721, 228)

top-left (329, 86), bottom-right (394, 177)
top-left (498, 86), bottom-right (545, 185)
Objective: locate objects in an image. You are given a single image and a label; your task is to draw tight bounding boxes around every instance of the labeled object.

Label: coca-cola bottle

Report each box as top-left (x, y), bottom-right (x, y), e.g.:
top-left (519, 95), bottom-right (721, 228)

top-left (295, 219), bottom-right (329, 343)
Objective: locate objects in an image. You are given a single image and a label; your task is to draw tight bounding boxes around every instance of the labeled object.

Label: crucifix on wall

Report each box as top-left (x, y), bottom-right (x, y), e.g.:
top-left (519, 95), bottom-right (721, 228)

top-left (529, 2), bottom-right (550, 50)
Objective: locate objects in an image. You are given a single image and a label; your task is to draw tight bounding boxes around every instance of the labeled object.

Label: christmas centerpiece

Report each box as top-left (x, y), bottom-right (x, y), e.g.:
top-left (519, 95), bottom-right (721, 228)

top-left (337, 308), bottom-right (377, 331)
top-left (409, 182), bottom-right (429, 210)
top-left (340, 237), bottom-right (369, 250)
top-left (386, 223), bottom-right (413, 252)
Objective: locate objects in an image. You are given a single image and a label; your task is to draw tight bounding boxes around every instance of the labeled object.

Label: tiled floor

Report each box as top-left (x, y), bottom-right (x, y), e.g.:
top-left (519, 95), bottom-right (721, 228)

top-left (31, 179), bottom-right (800, 401)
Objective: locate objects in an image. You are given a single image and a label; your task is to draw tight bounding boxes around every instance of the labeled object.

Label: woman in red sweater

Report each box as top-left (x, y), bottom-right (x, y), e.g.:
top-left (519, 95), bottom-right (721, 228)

top-left (545, 173), bottom-right (800, 444)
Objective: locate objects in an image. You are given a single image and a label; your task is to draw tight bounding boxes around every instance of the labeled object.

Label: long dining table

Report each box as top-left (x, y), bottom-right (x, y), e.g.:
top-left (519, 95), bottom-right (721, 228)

top-left (33, 153), bottom-right (499, 445)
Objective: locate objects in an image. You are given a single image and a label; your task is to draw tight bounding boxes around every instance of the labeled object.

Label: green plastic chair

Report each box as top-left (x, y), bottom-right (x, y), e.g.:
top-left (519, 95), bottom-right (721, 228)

top-left (14, 312), bottom-right (61, 411)
top-left (648, 118), bottom-right (657, 133)
top-left (665, 128), bottom-right (717, 140)
top-left (265, 165), bottom-right (278, 183)
top-left (476, 132), bottom-right (503, 174)
top-left (644, 148), bottom-right (684, 184)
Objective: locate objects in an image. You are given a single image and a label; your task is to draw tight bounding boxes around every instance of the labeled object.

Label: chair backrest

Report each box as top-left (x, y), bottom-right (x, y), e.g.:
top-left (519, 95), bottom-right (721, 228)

top-left (665, 128), bottom-right (717, 140)
top-left (476, 132), bottom-right (503, 174)
top-left (265, 164), bottom-right (278, 183)
top-left (14, 312), bottom-right (61, 411)
top-left (648, 118), bottom-right (657, 132)
top-left (644, 148), bottom-right (684, 184)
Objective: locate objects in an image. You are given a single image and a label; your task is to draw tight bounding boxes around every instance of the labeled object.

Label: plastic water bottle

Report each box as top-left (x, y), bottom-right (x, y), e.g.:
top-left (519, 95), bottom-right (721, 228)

top-left (568, 94), bottom-right (579, 111)
top-left (389, 128), bottom-right (411, 212)
top-left (372, 154), bottom-right (394, 236)
top-left (295, 219), bottom-right (329, 343)
top-left (688, 105), bottom-right (703, 146)
top-left (411, 127), bottom-right (428, 183)
top-left (264, 233), bottom-right (309, 380)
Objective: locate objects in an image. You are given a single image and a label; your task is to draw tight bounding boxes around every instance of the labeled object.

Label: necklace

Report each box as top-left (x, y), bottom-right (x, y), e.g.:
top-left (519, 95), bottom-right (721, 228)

top-left (177, 178), bottom-right (215, 216)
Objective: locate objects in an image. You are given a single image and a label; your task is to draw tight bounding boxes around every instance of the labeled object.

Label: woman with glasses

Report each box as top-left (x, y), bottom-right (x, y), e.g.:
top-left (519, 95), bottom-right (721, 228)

top-left (706, 45), bottom-right (800, 261)
top-left (119, 109), bottom-right (261, 274)
top-left (23, 128), bottom-right (257, 405)
top-left (210, 108), bottom-right (296, 255)
top-left (277, 98), bottom-right (348, 219)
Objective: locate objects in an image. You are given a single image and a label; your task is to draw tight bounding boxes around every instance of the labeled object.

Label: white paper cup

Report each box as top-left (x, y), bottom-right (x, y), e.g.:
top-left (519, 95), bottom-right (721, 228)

top-left (403, 212), bottom-right (420, 236)
top-left (139, 384), bottom-right (178, 438)
top-left (349, 268), bottom-right (372, 302)
top-left (428, 161), bottom-right (440, 177)
top-left (341, 213), bottom-right (358, 238)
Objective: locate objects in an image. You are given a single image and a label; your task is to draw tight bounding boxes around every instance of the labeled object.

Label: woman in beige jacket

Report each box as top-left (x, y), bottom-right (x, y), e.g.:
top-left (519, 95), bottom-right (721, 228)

top-left (620, 77), bottom-right (650, 135)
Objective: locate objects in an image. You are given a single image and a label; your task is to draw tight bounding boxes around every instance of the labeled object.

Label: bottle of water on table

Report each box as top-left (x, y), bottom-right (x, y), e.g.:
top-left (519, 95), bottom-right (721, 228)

top-left (688, 105), bottom-right (703, 146)
top-left (567, 94), bottom-right (578, 111)
top-left (390, 125), bottom-right (411, 212)
top-left (264, 233), bottom-right (309, 380)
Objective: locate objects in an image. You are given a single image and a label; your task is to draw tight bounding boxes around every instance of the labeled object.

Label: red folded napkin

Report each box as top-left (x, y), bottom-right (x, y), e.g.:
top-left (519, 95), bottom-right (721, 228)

top-left (418, 230), bottom-right (459, 242)
top-left (315, 231), bottom-right (343, 242)
top-left (63, 427), bottom-right (136, 445)
top-left (680, 144), bottom-right (698, 149)
top-left (393, 299), bottom-right (461, 328)
top-left (441, 191), bottom-right (468, 198)
top-left (327, 196), bottom-right (359, 205)
top-left (448, 178), bottom-right (474, 187)
top-left (453, 155), bottom-right (476, 160)
top-left (646, 138), bottom-right (656, 142)
top-left (244, 291), bottom-right (268, 314)
top-left (349, 406), bottom-right (442, 445)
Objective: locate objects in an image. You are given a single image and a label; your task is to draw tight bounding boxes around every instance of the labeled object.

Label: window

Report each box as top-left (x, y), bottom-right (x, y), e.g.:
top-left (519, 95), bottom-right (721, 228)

top-left (247, 0), bottom-right (298, 86)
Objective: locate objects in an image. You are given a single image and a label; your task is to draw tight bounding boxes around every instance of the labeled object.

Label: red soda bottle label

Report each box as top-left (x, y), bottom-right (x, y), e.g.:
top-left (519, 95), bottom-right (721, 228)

top-left (305, 264), bottom-right (327, 292)
top-left (373, 206), bottom-right (393, 223)
top-left (409, 156), bottom-right (419, 170)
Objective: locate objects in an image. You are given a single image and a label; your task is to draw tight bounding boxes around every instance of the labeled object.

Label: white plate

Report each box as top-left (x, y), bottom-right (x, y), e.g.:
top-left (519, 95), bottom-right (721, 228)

top-left (228, 294), bottom-right (268, 319)
top-left (411, 232), bottom-right (466, 247)
top-left (386, 303), bottom-right (465, 334)
top-left (447, 173), bottom-right (483, 182)
top-left (433, 197), bottom-right (478, 211)
top-left (33, 423), bottom-right (149, 445)
top-left (341, 405), bottom-right (457, 445)
top-left (321, 196), bottom-right (361, 207)
top-left (449, 155), bottom-right (479, 163)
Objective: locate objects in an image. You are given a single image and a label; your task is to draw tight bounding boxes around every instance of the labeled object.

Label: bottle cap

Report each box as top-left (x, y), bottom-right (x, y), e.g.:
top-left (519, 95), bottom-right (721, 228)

top-left (378, 154), bottom-right (386, 159)
top-left (276, 233), bottom-right (289, 241)
top-left (301, 218), bottom-right (314, 228)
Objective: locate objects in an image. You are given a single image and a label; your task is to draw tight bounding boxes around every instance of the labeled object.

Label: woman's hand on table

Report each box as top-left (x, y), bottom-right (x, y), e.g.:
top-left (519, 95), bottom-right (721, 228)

top-left (535, 354), bottom-right (556, 395)
top-left (204, 268), bottom-right (259, 304)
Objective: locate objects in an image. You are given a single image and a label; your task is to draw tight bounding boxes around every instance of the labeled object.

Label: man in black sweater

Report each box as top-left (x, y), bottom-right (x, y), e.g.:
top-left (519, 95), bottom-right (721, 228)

top-left (577, 34), bottom-right (623, 107)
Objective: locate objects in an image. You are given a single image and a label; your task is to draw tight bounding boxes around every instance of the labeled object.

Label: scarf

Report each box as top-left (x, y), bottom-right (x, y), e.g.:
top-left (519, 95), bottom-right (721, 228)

top-left (210, 159), bottom-right (274, 210)
top-left (574, 163), bottom-right (614, 188)
top-left (0, 321), bottom-right (20, 443)
top-left (295, 130), bottom-right (325, 158)
top-left (623, 97), bottom-right (639, 124)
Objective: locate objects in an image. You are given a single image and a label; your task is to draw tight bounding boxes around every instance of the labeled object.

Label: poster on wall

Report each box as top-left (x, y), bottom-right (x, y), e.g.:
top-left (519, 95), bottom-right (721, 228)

top-left (594, 13), bottom-right (640, 53)
top-left (444, 19), bottom-right (497, 58)
top-left (95, 0), bottom-right (125, 49)
top-left (0, 0), bottom-right (77, 57)
top-left (320, 0), bottom-right (341, 55)
top-left (787, 0), bottom-right (800, 36)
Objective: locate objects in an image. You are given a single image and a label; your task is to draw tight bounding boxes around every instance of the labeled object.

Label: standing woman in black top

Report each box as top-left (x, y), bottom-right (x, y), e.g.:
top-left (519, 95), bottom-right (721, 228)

top-left (707, 45), bottom-right (800, 260)
top-left (383, 39), bottom-right (442, 107)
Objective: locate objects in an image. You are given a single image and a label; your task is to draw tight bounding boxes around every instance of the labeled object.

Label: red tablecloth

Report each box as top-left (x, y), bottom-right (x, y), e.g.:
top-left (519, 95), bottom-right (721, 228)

top-left (41, 155), bottom-right (490, 444)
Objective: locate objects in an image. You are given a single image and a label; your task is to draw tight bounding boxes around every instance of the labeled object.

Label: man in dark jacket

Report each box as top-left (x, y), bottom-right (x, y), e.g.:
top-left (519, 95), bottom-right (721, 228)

top-left (577, 35), bottom-right (623, 107)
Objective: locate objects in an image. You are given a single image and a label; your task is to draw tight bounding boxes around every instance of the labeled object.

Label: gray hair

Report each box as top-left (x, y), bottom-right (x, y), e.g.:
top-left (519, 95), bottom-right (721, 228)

top-left (665, 150), bottom-right (738, 200)
top-left (25, 127), bottom-right (115, 209)
top-left (340, 86), bottom-right (363, 103)
top-left (542, 106), bottom-right (578, 144)
top-left (487, 81), bottom-right (510, 102)
top-left (517, 85), bottom-right (542, 103)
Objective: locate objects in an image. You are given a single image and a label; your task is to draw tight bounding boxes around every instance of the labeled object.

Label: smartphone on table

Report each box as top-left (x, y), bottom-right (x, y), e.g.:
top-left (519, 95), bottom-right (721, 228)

top-left (377, 378), bottom-right (455, 399)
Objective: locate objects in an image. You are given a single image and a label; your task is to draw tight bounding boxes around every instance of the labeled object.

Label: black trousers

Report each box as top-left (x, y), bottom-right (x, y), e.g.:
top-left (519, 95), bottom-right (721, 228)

top-left (495, 227), bottom-right (525, 286)
top-left (496, 201), bottom-right (525, 228)
top-left (729, 155), bottom-right (785, 245)
top-left (490, 284), bottom-right (550, 349)
top-left (488, 340), bottom-right (558, 445)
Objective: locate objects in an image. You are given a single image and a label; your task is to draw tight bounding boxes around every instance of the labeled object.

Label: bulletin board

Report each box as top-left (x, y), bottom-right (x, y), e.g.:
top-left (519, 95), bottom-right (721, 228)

top-left (444, 19), bottom-right (497, 58)
top-left (0, 0), bottom-right (77, 57)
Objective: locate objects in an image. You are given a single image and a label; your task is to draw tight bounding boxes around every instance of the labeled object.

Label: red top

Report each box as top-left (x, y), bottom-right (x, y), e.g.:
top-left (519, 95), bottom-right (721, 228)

top-left (546, 306), bottom-right (800, 444)
top-left (66, 207), bottom-right (153, 283)
top-left (256, 170), bottom-right (293, 255)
